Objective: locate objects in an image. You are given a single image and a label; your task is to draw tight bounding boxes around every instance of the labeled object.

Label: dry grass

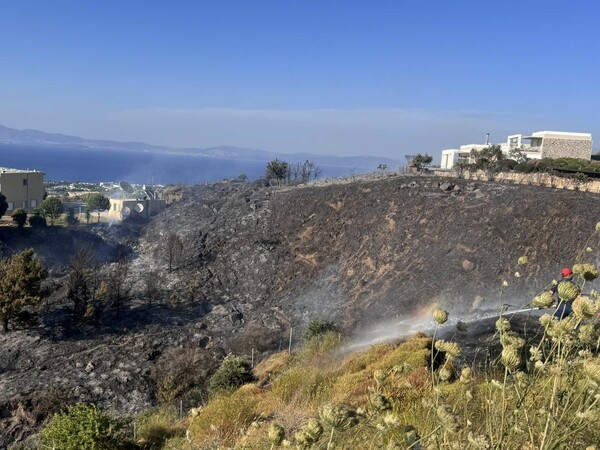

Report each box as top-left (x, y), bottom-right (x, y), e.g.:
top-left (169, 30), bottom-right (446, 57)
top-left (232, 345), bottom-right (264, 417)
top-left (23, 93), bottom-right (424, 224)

top-left (142, 322), bottom-right (600, 449)
top-left (187, 386), bottom-right (260, 449)
top-left (254, 351), bottom-right (293, 385)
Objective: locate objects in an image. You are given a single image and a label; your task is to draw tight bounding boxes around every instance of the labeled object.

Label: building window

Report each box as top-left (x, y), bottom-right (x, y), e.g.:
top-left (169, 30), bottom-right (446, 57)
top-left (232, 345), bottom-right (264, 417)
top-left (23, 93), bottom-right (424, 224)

top-left (22, 201), bottom-right (26, 208)
top-left (31, 199), bottom-right (37, 208)
top-left (7, 202), bottom-right (13, 211)
top-left (23, 179), bottom-right (27, 186)
top-left (113, 203), bottom-right (117, 211)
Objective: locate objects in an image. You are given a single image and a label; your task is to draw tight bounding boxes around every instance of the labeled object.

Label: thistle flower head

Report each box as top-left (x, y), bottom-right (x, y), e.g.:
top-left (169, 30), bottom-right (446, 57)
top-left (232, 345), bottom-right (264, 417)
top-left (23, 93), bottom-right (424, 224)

top-left (501, 346), bottom-right (521, 371)
top-left (460, 367), bottom-right (473, 384)
top-left (583, 359), bottom-right (600, 382)
top-left (294, 419), bottom-right (323, 447)
top-left (319, 404), bottom-right (358, 429)
top-left (518, 256), bottom-right (529, 266)
top-left (579, 324), bottom-right (598, 345)
top-left (514, 271), bottom-right (521, 278)
top-left (596, 222), bottom-right (600, 231)
top-left (572, 295), bottom-right (597, 320)
top-left (501, 332), bottom-right (525, 349)
top-left (496, 318), bottom-right (511, 333)
top-left (502, 280), bottom-right (509, 288)
top-left (539, 314), bottom-right (557, 329)
top-left (529, 347), bottom-right (543, 362)
top-left (573, 263), bottom-right (599, 281)
top-left (586, 247), bottom-right (593, 253)
top-left (433, 307), bottom-right (448, 324)
top-left (532, 291), bottom-right (555, 308)
top-left (434, 340), bottom-right (462, 359)
top-left (436, 405), bottom-right (460, 433)
top-left (547, 316), bottom-right (578, 343)
top-left (534, 360), bottom-right (545, 370)
top-left (438, 366), bottom-right (453, 382)
top-left (268, 423), bottom-right (285, 445)
top-left (558, 281), bottom-right (581, 301)
top-left (373, 369), bottom-right (387, 387)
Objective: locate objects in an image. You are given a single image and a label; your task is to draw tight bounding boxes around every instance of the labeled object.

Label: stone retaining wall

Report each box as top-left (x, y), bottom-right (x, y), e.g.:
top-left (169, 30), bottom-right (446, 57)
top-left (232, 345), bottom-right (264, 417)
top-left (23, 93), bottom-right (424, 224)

top-left (435, 170), bottom-right (600, 193)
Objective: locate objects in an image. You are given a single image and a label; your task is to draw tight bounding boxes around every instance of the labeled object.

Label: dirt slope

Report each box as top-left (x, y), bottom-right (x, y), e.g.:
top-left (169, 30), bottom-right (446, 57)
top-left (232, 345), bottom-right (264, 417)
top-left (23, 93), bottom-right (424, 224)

top-left (141, 175), bottom-right (600, 331)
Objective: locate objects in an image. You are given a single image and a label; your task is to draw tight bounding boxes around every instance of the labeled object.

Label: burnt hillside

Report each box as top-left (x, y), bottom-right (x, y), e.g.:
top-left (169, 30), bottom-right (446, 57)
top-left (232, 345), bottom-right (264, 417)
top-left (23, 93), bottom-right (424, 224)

top-left (1, 174), bottom-right (600, 447)
top-left (141, 175), bottom-right (600, 331)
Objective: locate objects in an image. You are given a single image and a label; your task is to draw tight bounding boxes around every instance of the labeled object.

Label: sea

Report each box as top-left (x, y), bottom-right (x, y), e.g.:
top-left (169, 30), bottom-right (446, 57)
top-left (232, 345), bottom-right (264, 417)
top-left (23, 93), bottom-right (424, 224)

top-left (0, 144), bottom-right (356, 184)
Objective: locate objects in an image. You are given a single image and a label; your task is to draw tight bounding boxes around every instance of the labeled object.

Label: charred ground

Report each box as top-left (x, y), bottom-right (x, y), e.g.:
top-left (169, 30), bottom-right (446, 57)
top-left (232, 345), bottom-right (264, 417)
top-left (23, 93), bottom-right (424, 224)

top-left (1, 174), bottom-right (599, 446)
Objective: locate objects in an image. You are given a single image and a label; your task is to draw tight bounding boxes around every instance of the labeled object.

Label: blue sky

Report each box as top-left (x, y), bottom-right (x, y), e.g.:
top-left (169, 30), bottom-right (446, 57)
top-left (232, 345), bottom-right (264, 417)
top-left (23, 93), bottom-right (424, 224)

top-left (1, 0), bottom-right (599, 159)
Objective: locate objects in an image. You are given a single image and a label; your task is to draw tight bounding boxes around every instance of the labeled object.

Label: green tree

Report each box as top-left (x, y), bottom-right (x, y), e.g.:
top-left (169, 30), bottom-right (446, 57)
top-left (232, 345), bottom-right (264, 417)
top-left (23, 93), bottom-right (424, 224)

top-left (412, 153), bottom-right (433, 171)
top-left (0, 248), bottom-right (47, 332)
top-left (11, 208), bottom-right (27, 228)
top-left (508, 147), bottom-right (528, 164)
top-left (40, 403), bottom-right (131, 450)
top-left (265, 159), bottom-right (289, 186)
top-left (40, 196), bottom-right (64, 226)
top-left (0, 192), bottom-right (7, 217)
top-left (85, 194), bottom-right (110, 223)
top-left (469, 145), bottom-right (505, 180)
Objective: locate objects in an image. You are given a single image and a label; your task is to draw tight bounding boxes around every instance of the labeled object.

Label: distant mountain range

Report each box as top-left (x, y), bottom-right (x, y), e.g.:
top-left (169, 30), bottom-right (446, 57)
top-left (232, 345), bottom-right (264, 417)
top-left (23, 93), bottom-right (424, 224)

top-left (0, 124), bottom-right (400, 170)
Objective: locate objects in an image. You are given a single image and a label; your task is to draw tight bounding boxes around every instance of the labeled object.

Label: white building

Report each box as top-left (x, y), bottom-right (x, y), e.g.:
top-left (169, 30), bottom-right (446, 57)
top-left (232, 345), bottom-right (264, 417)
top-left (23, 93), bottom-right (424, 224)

top-left (440, 131), bottom-right (593, 170)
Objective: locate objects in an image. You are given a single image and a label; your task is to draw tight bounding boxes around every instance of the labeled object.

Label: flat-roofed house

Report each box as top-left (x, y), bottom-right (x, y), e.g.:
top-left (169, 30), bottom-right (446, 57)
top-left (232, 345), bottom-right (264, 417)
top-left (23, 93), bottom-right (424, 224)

top-left (0, 168), bottom-right (45, 213)
top-left (521, 131), bottom-right (592, 160)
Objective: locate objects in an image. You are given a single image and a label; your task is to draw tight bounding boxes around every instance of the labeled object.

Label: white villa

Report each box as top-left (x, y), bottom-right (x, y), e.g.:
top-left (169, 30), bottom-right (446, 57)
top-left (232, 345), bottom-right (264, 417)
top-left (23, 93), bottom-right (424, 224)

top-left (440, 131), bottom-right (593, 170)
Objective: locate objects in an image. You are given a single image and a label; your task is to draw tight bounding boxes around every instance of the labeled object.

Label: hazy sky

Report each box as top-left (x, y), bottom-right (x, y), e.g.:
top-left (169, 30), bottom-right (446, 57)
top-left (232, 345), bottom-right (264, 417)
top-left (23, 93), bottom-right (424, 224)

top-left (1, 0), bottom-right (599, 160)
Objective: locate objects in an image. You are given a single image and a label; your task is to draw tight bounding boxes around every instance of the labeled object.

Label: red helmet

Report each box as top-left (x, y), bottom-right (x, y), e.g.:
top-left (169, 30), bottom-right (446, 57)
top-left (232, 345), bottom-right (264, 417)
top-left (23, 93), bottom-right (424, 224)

top-left (561, 267), bottom-right (573, 277)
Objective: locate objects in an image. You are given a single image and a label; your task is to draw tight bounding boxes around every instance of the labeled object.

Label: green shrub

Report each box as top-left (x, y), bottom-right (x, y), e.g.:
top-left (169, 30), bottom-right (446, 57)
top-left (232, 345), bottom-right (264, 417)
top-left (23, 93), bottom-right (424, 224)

top-left (40, 403), bottom-right (132, 450)
top-left (208, 355), bottom-right (255, 394)
top-left (28, 214), bottom-right (47, 228)
top-left (304, 319), bottom-right (338, 341)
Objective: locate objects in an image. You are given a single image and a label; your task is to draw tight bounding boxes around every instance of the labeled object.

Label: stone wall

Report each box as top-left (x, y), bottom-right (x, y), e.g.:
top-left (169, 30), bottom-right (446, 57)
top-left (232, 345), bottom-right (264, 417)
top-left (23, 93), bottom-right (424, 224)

top-left (435, 170), bottom-right (600, 193)
top-left (541, 138), bottom-right (592, 160)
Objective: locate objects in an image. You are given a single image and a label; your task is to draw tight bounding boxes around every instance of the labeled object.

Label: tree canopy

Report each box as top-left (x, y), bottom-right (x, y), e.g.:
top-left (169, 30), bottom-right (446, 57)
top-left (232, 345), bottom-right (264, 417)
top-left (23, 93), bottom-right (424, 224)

top-left (85, 194), bottom-right (111, 223)
top-left (0, 248), bottom-right (47, 332)
top-left (412, 153), bottom-right (433, 171)
top-left (265, 159), bottom-right (289, 186)
top-left (40, 197), bottom-right (64, 225)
